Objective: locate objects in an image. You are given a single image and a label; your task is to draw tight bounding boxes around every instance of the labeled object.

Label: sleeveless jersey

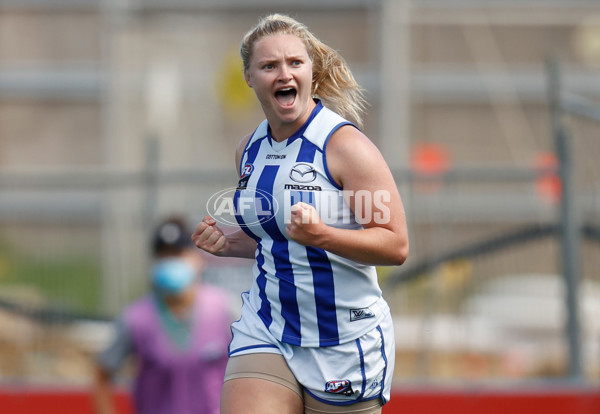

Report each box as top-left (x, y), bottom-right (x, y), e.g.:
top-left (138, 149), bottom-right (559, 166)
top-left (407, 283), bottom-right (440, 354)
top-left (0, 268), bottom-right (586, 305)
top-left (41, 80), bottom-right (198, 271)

top-left (234, 101), bottom-right (390, 348)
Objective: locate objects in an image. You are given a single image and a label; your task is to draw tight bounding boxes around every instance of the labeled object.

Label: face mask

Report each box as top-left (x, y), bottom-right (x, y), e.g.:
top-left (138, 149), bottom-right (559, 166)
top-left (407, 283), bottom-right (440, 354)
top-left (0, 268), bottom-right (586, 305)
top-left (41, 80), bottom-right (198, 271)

top-left (151, 258), bottom-right (195, 295)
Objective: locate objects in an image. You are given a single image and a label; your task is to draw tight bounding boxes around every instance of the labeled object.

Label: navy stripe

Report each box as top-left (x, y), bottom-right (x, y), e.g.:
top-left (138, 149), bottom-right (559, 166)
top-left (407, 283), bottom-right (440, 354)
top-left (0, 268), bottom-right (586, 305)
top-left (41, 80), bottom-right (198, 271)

top-left (257, 165), bottom-right (302, 345)
top-left (245, 136), bottom-right (264, 165)
top-left (228, 344), bottom-right (279, 357)
top-left (296, 138), bottom-right (319, 163)
top-left (256, 165), bottom-right (284, 240)
top-left (255, 244), bottom-right (272, 329)
top-left (238, 123), bottom-right (265, 172)
top-left (233, 189), bottom-right (261, 239)
top-left (322, 122), bottom-right (355, 190)
top-left (356, 338), bottom-right (367, 398)
top-left (276, 241), bottom-right (301, 344)
top-left (294, 100), bottom-right (323, 140)
top-left (235, 136), bottom-right (266, 239)
top-left (377, 325), bottom-right (388, 405)
top-left (293, 135), bottom-right (337, 345)
top-left (306, 246), bottom-right (339, 346)
top-left (304, 389), bottom-right (376, 406)
top-left (267, 100), bottom-right (324, 147)
top-left (289, 190), bottom-right (315, 207)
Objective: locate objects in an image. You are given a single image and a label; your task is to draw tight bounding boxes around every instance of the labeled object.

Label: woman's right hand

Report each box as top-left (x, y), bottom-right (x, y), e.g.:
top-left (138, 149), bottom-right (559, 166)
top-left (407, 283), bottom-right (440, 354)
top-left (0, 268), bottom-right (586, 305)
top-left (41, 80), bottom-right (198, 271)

top-left (191, 215), bottom-right (230, 256)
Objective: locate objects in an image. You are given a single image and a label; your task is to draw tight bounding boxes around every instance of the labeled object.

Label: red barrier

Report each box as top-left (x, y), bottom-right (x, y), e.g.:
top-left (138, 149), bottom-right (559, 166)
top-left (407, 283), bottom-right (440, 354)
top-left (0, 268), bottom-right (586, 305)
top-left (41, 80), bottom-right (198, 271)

top-left (0, 388), bottom-right (133, 414)
top-left (384, 387), bottom-right (600, 414)
top-left (0, 387), bottom-right (599, 414)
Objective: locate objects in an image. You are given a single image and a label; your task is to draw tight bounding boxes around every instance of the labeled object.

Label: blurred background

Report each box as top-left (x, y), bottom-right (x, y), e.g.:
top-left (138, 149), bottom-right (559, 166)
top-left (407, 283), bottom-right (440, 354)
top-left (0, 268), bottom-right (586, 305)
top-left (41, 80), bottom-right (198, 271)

top-left (0, 0), bottom-right (599, 412)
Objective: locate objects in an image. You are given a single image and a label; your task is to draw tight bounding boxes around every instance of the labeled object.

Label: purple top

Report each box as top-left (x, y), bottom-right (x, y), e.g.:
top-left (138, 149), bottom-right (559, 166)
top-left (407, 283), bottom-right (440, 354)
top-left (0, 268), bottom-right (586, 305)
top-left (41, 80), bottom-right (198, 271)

top-left (121, 285), bottom-right (231, 414)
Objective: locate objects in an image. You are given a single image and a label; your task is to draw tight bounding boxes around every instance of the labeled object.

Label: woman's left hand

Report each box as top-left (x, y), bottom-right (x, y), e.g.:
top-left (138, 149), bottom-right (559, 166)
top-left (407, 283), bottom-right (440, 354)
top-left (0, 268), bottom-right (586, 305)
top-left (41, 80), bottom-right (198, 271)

top-left (285, 202), bottom-right (326, 246)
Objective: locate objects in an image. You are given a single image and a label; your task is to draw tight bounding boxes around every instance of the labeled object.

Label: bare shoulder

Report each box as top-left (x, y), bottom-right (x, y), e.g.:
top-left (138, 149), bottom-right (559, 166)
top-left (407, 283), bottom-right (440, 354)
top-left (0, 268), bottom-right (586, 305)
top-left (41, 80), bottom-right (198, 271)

top-left (327, 125), bottom-right (383, 161)
top-left (235, 134), bottom-right (253, 174)
top-left (236, 134), bottom-right (252, 157)
top-left (326, 125), bottom-right (388, 186)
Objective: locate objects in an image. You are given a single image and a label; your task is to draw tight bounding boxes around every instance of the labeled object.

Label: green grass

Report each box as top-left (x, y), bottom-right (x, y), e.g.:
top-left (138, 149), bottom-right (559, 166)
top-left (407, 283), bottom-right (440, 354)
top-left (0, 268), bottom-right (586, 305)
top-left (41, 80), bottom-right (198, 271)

top-left (0, 246), bottom-right (103, 316)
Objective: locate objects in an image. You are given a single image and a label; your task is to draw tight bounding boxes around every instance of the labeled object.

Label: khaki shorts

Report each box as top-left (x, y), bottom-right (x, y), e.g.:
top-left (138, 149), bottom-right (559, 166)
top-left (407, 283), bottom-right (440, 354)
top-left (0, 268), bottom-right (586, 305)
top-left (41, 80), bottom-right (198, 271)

top-left (225, 353), bottom-right (383, 414)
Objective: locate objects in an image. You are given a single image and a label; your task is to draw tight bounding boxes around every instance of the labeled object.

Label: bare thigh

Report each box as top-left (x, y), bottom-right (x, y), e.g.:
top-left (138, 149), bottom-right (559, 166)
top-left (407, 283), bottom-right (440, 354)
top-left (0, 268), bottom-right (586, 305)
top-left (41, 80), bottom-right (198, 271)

top-left (304, 394), bottom-right (382, 414)
top-left (221, 377), bottom-right (304, 414)
top-left (222, 353), bottom-right (303, 414)
top-left (223, 353), bottom-right (382, 414)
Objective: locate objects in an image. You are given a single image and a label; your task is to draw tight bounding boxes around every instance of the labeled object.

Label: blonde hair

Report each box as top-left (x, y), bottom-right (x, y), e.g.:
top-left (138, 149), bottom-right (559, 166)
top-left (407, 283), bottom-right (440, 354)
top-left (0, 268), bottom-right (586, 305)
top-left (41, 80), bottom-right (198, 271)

top-left (240, 14), bottom-right (367, 128)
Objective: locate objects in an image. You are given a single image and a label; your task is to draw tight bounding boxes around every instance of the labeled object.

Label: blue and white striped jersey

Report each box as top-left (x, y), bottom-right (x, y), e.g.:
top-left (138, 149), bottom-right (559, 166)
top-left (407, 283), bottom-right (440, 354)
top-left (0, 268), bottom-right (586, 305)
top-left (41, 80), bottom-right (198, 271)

top-left (234, 101), bottom-right (390, 347)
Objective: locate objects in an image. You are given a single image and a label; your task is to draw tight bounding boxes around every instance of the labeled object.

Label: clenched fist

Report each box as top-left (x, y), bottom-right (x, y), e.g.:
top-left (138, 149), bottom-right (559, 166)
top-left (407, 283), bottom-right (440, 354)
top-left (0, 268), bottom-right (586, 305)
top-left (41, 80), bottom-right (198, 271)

top-left (285, 202), bottom-right (326, 246)
top-left (191, 215), bottom-right (229, 256)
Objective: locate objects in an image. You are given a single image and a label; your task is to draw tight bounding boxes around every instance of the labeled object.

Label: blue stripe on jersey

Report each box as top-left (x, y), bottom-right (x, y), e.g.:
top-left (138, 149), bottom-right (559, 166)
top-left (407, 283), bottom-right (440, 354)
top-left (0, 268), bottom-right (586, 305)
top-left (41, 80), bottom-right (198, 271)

top-left (296, 137), bottom-right (319, 163)
top-left (256, 165), bottom-right (283, 240)
top-left (240, 136), bottom-right (265, 171)
top-left (306, 246), bottom-right (339, 346)
top-left (289, 190), bottom-right (314, 207)
top-left (266, 101), bottom-right (324, 148)
top-left (255, 243), bottom-right (272, 329)
top-left (277, 249), bottom-right (301, 344)
top-left (233, 189), bottom-right (260, 241)
top-left (295, 134), bottom-right (337, 345)
top-left (257, 165), bottom-right (302, 345)
top-left (235, 136), bottom-right (266, 240)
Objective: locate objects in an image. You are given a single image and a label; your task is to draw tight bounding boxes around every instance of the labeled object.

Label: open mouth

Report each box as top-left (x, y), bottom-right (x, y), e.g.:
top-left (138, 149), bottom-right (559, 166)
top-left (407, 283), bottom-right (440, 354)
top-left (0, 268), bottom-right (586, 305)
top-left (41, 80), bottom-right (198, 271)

top-left (274, 87), bottom-right (297, 107)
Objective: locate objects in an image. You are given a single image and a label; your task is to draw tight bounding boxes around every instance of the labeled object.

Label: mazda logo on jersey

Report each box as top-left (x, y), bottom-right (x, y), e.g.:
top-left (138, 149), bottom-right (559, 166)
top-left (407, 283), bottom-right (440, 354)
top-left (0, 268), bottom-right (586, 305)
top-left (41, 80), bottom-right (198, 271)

top-left (289, 163), bottom-right (317, 183)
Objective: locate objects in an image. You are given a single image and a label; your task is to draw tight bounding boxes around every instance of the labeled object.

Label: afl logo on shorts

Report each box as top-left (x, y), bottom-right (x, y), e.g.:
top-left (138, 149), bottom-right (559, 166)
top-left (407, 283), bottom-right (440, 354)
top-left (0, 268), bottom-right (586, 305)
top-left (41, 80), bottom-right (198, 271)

top-left (325, 379), bottom-right (354, 396)
top-left (289, 163), bottom-right (317, 183)
top-left (240, 163), bottom-right (254, 178)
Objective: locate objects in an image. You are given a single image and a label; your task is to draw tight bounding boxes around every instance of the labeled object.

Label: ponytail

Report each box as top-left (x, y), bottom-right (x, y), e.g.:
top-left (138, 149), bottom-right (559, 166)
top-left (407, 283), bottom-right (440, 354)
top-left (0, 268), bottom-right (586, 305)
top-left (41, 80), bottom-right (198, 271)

top-left (310, 38), bottom-right (366, 129)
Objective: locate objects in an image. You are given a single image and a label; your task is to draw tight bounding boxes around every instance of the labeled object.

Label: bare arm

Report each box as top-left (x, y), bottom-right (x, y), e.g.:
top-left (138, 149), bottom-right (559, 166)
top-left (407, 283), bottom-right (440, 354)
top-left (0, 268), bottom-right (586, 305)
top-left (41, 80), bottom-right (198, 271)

top-left (91, 318), bottom-right (131, 414)
top-left (192, 216), bottom-right (256, 259)
top-left (286, 126), bottom-right (409, 266)
top-left (192, 134), bottom-right (257, 259)
top-left (91, 366), bottom-right (117, 414)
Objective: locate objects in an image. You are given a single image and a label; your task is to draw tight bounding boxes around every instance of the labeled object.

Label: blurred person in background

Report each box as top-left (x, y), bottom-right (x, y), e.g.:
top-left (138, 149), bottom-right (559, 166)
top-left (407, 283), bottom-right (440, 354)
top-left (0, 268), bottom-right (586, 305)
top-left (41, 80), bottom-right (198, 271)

top-left (92, 216), bottom-right (233, 414)
top-left (192, 14), bottom-right (408, 414)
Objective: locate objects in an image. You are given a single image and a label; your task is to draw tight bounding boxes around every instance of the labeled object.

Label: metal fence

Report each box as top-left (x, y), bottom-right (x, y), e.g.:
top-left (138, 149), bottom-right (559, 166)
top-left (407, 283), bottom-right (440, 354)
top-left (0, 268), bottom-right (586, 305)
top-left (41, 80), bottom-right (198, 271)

top-left (383, 60), bottom-right (600, 384)
top-left (1, 85), bottom-right (599, 386)
top-left (0, 1), bottom-right (599, 388)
